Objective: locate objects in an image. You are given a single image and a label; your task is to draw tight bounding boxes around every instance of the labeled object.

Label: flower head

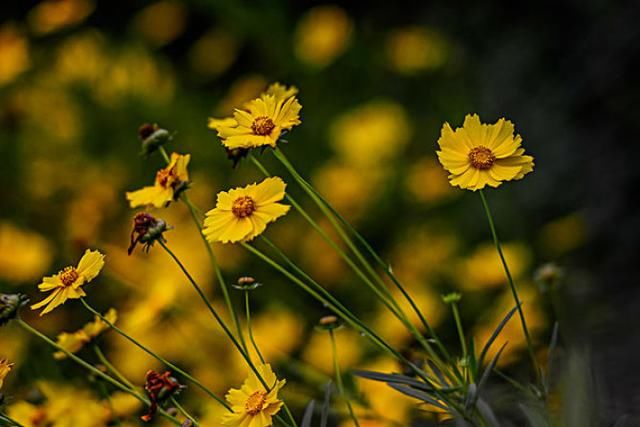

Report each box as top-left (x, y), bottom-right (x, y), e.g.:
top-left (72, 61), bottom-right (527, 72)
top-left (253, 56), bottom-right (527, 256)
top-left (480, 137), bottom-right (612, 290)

top-left (126, 153), bottom-right (190, 208)
top-left (141, 370), bottom-right (185, 422)
top-left (203, 177), bottom-right (290, 244)
top-left (30, 249), bottom-right (105, 316)
top-left (436, 114), bottom-right (534, 191)
top-left (53, 308), bottom-right (117, 359)
top-left (222, 363), bottom-right (285, 427)
top-left (128, 212), bottom-right (170, 255)
top-left (208, 83), bottom-right (301, 150)
top-left (0, 358), bottom-right (13, 390)
top-left (138, 123), bottom-right (172, 157)
top-left (0, 293), bottom-right (29, 326)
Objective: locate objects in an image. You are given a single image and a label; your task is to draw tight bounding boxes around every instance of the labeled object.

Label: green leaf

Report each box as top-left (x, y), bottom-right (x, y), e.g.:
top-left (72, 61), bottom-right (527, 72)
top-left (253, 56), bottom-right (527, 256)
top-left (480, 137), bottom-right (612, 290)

top-left (320, 382), bottom-right (332, 427)
top-left (301, 400), bottom-right (315, 427)
top-left (478, 306), bottom-right (517, 368)
top-left (386, 383), bottom-right (448, 410)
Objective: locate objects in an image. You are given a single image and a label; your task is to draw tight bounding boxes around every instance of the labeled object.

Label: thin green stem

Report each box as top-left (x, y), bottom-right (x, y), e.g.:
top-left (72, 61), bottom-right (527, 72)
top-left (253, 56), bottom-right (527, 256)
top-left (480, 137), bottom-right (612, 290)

top-left (80, 298), bottom-right (231, 411)
top-left (478, 190), bottom-right (539, 383)
top-left (451, 303), bottom-right (467, 359)
top-left (158, 145), bottom-right (171, 164)
top-left (93, 345), bottom-right (135, 390)
top-left (329, 329), bottom-right (360, 427)
top-left (245, 290), bottom-right (266, 364)
top-left (16, 319), bottom-right (182, 425)
top-left (171, 396), bottom-right (199, 426)
top-left (0, 413), bottom-right (24, 427)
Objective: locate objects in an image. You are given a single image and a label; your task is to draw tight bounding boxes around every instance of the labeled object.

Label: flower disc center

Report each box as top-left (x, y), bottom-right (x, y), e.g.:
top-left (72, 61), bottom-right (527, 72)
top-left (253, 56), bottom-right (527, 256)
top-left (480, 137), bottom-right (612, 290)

top-left (59, 267), bottom-right (79, 287)
top-left (245, 390), bottom-right (267, 415)
top-left (251, 116), bottom-right (276, 136)
top-left (468, 146), bottom-right (496, 170)
top-left (232, 196), bottom-right (257, 218)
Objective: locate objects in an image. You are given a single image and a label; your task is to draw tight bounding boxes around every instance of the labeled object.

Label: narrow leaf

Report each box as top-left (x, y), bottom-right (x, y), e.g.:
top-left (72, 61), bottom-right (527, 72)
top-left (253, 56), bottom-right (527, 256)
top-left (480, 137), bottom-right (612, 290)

top-left (301, 400), bottom-right (315, 427)
top-left (320, 382), bottom-right (332, 427)
top-left (386, 383), bottom-right (448, 410)
top-left (478, 306), bottom-right (518, 368)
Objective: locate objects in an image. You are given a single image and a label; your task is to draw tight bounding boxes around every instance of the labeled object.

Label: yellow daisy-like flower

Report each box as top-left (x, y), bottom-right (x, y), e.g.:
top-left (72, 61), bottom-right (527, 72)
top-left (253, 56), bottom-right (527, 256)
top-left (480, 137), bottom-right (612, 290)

top-left (208, 83), bottom-right (302, 150)
top-left (31, 249), bottom-right (105, 316)
top-left (53, 308), bottom-right (117, 359)
top-left (203, 177), bottom-right (290, 244)
top-left (0, 358), bottom-right (13, 390)
top-left (222, 363), bottom-right (286, 427)
top-left (126, 152), bottom-right (190, 208)
top-left (436, 114), bottom-right (534, 191)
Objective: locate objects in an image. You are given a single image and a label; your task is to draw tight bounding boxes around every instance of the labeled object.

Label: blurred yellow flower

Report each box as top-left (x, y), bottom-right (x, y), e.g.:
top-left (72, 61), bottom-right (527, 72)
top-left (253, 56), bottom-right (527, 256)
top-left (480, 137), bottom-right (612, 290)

top-left (215, 75), bottom-right (268, 116)
top-left (302, 328), bottom-right (363, 374)
top-left (405, 157), bottom-right (455, 204)
top-left (132, 0), bottom-right (186, 46)
top-left (386, 27), bottom-right (448, 74)
top-left (252, 309), bottom-right (304, 361)
top-left (0, 222), bottom-right (52, 283)
top-left (209, 88), bottom-right (302, 150)
top-left (31, 249), bottom-right (105, 316)
top-left (0, 25), bottom-right (30, 86)
top-left (126, 152), bottom-right (190, 208)
top-left (203, 177), bottom-right (290, 243)
top-left (53, 308), bottom-right (117, 359)
top-left (222, 363), bottom-right (285, 427)
top-left (0, 358), bottom-right (13, 390)
top-left (28, 0), bottom-right (94, 35)
top-left (295, 5), bottom-right (352, 67)
top-left (330, 101), bottom-right (411, 167)
top-left (437, 114), bottom-right (534, 190)
top-left (539, 213), bottom-right (587, 256)
top-left (108, 391), bottom-right (143, 420)
top-left (189, 29), bottom-right (239, 77)
top-left (456, 242), bottom-right (531, 291)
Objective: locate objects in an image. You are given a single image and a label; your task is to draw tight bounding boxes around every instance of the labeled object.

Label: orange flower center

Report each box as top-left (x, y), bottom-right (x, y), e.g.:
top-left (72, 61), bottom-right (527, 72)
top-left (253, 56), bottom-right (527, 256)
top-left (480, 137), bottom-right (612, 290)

top-left (59, 266), bottom-right (79, 287)
top-left (245, 390), bottom-right (267, 416)
top-left (232, 196), bottom-right (257, 218)
top-left (468, 146), bottom-right (495, 170)
top-left (156, 168), bottom-right (175, 188)
top-left (251, 116), bottom-right (276, 136)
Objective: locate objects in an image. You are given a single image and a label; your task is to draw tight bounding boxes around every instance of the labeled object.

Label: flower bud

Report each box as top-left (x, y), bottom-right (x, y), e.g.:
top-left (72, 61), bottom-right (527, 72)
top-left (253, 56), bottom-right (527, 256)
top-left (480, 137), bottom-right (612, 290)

top-left (441, 292), bottom-right (462, 304)
top-left (128, 212), bottom-right (171, 255)
top-left (0, 293), bottom-right (29, 326)
top-left (232, 276), bottom-right (262, 291)
top-left (316, 314), bottom-right (342, 331)
top-left (139, 123), bottom-right (172, 157)
top-left (534, 263), bottom-right (563, 292)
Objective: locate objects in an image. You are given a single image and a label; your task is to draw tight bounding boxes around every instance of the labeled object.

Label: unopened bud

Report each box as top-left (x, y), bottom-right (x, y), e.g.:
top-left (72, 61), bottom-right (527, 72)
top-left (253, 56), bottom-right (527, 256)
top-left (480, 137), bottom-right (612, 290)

top-left (441, 292), bottom-right (462, 304)
top-left (233, 276), bottom-right (262, 291)
top-left (128, 212), bottom-right (171, 255)
top-left (316, 315), bottom-right (342, 331)
top-left (0, 293), bottom-right (29, 327)
top-left (139, 123), bottom-right (172, 157)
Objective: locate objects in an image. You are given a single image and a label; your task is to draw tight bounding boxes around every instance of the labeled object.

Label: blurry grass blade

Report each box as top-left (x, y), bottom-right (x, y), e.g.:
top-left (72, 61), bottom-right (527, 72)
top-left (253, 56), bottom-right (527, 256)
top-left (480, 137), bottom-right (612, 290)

top-left (478, 305), bottom-right (518, 368)
top-left (476, 398), bottom-right (500, 427)
top-left (352, 370), bottom-right (437, 391)
top-left (520, 402), bottom-right (553, 427)
top-left (477, 342), bottom-right (507, 396)
top-left (468, 338), bottom-right (478, 381)
top-left (321, 382), bottom-right (333, 427)
top-left (426, 359), bottom-right (449, 387)
top-left (301, 400), bottom-right (316, 427)
top-left (387, 383), bottom-right (448, 410)
top-left (463, 383), bottom-right (477, 411)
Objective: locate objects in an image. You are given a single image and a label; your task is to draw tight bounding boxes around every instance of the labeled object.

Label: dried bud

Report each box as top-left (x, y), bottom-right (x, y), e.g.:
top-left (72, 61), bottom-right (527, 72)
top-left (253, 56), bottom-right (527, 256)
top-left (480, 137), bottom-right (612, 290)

top-left (441, 292), bottom-right (462, 305)
top-left (181, 420), bottom-right (194, 427)
top-left (141, 370), bottom-right (185, 422)
top-left (232, 276), bottom-right (262, 291)
top-left (316, 315), bottom-right (342, 331)
top-left (225, 147), bottom-right (250, 168)
top-left (139, 123), bottom-right (172, 157)
top-left (0, 293), bottom-right (29, 326)
top-left (128, 212), bottom-right (171, 255)
top-left (534, 263), bottom-right (563, 292)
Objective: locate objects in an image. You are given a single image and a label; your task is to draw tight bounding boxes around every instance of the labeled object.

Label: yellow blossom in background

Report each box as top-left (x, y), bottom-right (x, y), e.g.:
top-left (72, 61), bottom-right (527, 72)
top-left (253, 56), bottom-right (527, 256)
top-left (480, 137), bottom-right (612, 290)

top-left (0, 358), bottom-right (13, 390)
top-left (386, 27), bottom-right (448, 74)
top-left (294, 5), bottom-right (352, 67)
top-left (126, 153), bottom-right (190, 208)
top-left (27, 0), bottom-right (94, 35)
top-left (209, 88), bottom-right (302, 149)
top-left (31, 249), bottom-right (105, 316)
top-left (189, 29), bottom-right (239, 77)
top-left (108, 391), bottom-right (142, 420)
top-left (405, 157), bottom-right (456, 205)
top-left (7, 401), bottom-right (48, 427)
top-left (437, 114), bottom-right (534, 190)
top-left (330, 101), bottom-right (411, 167)
top-left (302, 328), bottom-right (363, 374)
top-left (0, 25), bottom-right (30, 86)
top-left (54, 31), bottom-right (106, 84)
top-left (132, 0), bottom-right (186, 46)
top-left (53, 308), bottom-right (117, 359)
top-left (215, 75), bottom-right (268, 116)
top-left (252, 308), bottom-right (304, 362)
top-left (455, 242), bottom-right (531, 291)
top-left (0, 222), bottom-right (52, 283)
top-left (222, 363), bottom-right (286, 427)
top-left (539, 213), bottom-right (587, 256)
top-left (203, 177), bottom-right (290, 243)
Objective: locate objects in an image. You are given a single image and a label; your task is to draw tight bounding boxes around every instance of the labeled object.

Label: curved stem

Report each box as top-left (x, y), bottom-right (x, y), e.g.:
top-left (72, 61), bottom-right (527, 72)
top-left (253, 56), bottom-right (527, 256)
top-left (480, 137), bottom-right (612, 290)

top-left (171, 396), bottom-right (199, 426)
top-left (93, 345), bottom-right (136, 390)
top-left (245, 290), bottom-right (266, 365)
top-left (329, 329), bottom-right (360, 427)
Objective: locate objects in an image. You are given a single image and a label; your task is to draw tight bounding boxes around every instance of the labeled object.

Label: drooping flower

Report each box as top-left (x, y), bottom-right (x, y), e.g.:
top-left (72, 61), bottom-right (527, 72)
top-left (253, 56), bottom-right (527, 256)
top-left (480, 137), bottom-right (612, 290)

top-left (126, 153), bottom-right (190, 208)
top-left (202, 177), bottom-right (290, 244)
top-left (436, 114), bottom-right (534, 191)
top-left (30, 249), bottom-right (105, 316)
top-left (141, 370), bottom-right (185, 422)
top-left (208, 83), bottom-right (301, 150)
top-left (53, 308), bottom-right (117, 359)
top-left (0, 358), bottom-right (13, 390)
top-left (222, 363), bottom-right (285, 427)
top-left (128, 212), bottom-right (170, 255)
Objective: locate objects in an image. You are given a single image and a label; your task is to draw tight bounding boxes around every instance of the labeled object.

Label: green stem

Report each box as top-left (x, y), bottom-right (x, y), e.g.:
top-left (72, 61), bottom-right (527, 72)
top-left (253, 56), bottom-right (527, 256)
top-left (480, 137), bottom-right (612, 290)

top-left (0, 413), bottom-right (24, 427)
top-left (80, 298), bottom-right (231, 411)
top-left (16, 318), bottom-right (182, 425)
top-left (245, 290), bottom-right (266, 364)
top-left (93, 345), bottom-right (135, 390)
top-left (158, 145), bottom-right (171, 164)
top-left (170, 396), bottom-right (199, 426)
top-left (329, 329), bottom-right (360, 427)
top-left (478, 190), bottom-right (539, 383)
top-left (451, 303), bottom-right (467, 359)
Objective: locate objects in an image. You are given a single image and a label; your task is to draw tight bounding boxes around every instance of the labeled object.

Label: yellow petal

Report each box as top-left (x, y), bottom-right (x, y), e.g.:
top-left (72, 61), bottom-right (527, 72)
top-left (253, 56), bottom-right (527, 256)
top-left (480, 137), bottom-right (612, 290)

top-left (126, 185), bottom-right (173, 208)
top-left (76, 249), bottom-right (105, 283)
top-left (250, 177), bottom-right (287, 206)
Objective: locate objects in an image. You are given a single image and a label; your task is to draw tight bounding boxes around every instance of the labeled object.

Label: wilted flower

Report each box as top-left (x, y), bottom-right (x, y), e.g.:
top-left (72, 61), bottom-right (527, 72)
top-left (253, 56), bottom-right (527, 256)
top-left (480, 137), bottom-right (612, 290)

top-left (222, 364), bottom-right (285, 427)
top-left (141, 370), bottom-right (185, 422)
top-left (53, 308), bottom-right (117, 359)
top-left (31, 249), bottom-right (105, 316)
top-left (0, 293), bottom-right (29, 326)
top-left (126, 153), bottom-right (190, 208)
top-left (138, 123), bottom-right (172, 157)
top-left (436, 114), bottom-right (534, 190)
top-left (128, 212), bottom-right (170, 255)
top-left (0, 358), bottom-right (13, 390)
top-left (202, 177), bottom-right (290, 244)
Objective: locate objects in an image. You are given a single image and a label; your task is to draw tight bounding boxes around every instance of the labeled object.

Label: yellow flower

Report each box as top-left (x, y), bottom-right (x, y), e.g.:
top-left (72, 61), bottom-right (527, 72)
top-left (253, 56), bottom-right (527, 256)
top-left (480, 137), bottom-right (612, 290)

top-left (31, 249), bottom-right (105, 316)
top-left (222, 363), bottom-right (286, 427)
top-left (437, 114), bottom-right (534, 190)
top-left (209, 85), bottom-right (301, 150)
top-left (294, 5), bottom-right (352, 67)
top-left (0, 358), bottom-right (13, 390)
top-left (203, 177), bottom-right (290, 244)
top-left (126, 152), bottom-right (190, 208)
top-left (53, 308), bottom-right (117, 359)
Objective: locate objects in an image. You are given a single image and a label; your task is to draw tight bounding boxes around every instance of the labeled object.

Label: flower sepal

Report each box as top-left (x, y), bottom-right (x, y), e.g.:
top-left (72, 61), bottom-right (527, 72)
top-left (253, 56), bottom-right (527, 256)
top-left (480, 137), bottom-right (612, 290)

top-left (139, 123), bottom-right (173, 157)
top-left (0, 293), bottom-right (29, 326)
